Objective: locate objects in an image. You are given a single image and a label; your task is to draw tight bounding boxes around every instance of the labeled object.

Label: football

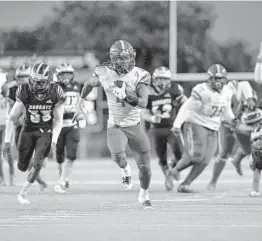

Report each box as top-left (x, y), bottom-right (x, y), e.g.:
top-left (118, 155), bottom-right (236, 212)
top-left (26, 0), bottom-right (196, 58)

top-left (114, 80), bottom-right (137, 97)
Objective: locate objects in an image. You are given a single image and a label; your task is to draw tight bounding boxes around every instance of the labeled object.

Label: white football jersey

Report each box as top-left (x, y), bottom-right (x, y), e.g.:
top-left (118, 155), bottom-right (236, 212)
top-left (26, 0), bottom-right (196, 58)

top-left (95, 66), bottom-right (151, 128)
top-left (184, 83), bottom-right (231, 131)
top-left (224, 80), bottom-right (253, 117)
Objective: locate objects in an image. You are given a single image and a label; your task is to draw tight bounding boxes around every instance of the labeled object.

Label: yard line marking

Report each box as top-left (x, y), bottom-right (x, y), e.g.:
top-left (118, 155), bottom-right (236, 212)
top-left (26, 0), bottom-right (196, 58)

top-left (10, 179), bottom-right (255, 186)
top-left (153, 199), bottom-right (209, 202)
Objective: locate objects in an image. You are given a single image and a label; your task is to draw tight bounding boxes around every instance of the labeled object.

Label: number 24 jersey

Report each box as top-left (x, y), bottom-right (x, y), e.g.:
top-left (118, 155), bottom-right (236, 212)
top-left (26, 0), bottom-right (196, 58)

top-left (16, 82), bottom-right (65, 129)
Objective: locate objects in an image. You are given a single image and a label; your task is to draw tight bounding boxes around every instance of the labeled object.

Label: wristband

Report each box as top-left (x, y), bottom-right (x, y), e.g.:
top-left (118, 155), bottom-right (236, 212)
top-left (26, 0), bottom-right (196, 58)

top-left (123, 94), bottom-right (139, 107)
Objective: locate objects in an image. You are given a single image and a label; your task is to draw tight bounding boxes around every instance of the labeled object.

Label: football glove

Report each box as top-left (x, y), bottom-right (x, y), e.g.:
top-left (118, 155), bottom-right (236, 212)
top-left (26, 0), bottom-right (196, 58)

top-left (111, 81), bottom-right (127, 100)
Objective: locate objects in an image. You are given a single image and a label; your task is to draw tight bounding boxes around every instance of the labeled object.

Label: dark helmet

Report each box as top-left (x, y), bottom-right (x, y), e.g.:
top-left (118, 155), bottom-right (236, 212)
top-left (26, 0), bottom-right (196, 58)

top-left (29, 63), bottom-right (52, 94)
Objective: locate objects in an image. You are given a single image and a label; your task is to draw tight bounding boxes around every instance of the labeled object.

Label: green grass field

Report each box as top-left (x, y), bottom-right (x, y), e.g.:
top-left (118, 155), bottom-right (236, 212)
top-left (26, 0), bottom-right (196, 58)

top-left (1, 157), bottom-right (262, 241)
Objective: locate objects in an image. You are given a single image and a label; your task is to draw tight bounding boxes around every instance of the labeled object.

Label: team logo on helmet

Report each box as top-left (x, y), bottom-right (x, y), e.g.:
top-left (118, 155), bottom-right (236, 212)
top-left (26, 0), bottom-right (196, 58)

top-left (207, 64), bottom-right (227, 92)
top-left (109, 40), bottom-right (136, 75)
top-left (56, 63), bottom-right (75, 86)
top-left (29, 63), bottom-right (52, 95)
top-left (152, 66), bottom-right (172, 94)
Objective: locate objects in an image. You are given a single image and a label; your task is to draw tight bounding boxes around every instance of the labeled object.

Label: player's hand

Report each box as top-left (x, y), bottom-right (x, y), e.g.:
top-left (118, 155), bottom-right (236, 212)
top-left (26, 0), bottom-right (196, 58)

top-left (171, 126), bottom-right (181, 137)
top-left (150, 115), bottom-right (162, 123)
top-left (246, 98), bottom-right (256, 111)
top-left (235, 122), bottom-right (253, 134)
top-left (3, 142), bottom-right (11, 158)
top-left (51, 142), bottom-right (57, 161)
top-left (72, 107), bottom-right (83, 123)
top-left (111, 81), bottom-right (127, 100)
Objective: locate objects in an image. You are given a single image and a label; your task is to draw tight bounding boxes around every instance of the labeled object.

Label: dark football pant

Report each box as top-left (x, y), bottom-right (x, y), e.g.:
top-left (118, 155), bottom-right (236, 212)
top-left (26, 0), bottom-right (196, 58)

top-left (17, 126), bottom-right (52, 172)
top-left (150, 127), bottom-right (183, 167)
top-left (56, 126), bottom-right (80, 164)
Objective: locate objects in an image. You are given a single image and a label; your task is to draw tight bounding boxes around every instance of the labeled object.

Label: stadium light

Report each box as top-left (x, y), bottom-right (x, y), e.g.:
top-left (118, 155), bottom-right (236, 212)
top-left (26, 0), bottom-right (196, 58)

top-left (169, 0), bottom-right (177, 74)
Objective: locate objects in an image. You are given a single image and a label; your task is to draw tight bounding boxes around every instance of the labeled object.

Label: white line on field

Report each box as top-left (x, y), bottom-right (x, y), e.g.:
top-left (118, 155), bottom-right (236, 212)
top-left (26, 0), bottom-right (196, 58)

top-left (10, 179), bottom-right (254, 186)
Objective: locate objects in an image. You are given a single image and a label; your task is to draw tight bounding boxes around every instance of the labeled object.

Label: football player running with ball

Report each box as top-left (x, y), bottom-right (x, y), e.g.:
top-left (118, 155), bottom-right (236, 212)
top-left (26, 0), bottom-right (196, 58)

top-left (54, 63), bottom-right (87, 193)
top-left (167, 64), bottom-right (243, 193)
top-left (3, 63), bottom-right (65, 204)
top-left (74, 40), bottom-right (153, 210)
top-left (142, 66), bottom-right (187, 191)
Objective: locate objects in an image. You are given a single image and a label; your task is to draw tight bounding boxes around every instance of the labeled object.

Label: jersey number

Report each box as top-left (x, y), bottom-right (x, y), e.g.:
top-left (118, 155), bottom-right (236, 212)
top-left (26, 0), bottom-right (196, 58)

top-left (152, 104), bottom-right (172, 118)
top-left (210, 106), bottom-right (225, 117)
top-left (28, 110), bottom-right (52, 123)
top-left (65, 95), bottom-right (78, 106)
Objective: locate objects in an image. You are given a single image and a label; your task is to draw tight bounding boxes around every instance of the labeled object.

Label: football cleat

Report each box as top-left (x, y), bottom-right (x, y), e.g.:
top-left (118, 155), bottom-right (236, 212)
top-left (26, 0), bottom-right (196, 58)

top-left (39, 182), bottom-right (48, 192)
top-left (177, 184), bottom-right (193, 193)
top-left (17, 194), bottom-right (31, 204)
top-left (54, 183), bottom-right (68, 194)
top-left (65, 179), bottom-right (70, 189)
top-left (138, 193), bottom-right (153, 210)
top-left (0, 177), bottom-right (6, 187)
top-left (231, 159), bottom-right (243, 176)
top-left (122, 176), bottom-right (133, 190)
top-left (249, 191), bottom-right (260, 197)
top-left (141, 200), bottom-right (153, 210)
top-left (206, 182), bottom-right (217, 191)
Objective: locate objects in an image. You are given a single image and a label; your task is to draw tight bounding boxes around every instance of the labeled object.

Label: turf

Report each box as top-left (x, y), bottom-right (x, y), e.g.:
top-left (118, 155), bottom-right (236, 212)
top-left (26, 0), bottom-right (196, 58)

top-left (0, 158), bottom-right (262, 241)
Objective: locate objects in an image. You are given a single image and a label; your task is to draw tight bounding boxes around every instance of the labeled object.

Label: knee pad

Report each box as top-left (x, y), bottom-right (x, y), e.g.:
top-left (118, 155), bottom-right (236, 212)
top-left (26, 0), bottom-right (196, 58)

top-left (17, 162), bottom-right (29, 172)
top-left (56, 153), bottom-right (65, 164)
top-left (64, 159), bottom-right (74, 168)
top-left (67, 153), bottom-right (77, 162)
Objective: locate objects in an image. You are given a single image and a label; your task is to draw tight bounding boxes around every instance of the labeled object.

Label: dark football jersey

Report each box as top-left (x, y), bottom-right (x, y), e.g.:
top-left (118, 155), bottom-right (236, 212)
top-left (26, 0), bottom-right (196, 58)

top-left (16, 82), bottom-right (65, 128)
top-left (7, 84), bottom-right (18, 102)
top-left (147, 83), bottom-right (184, 128)
top-left (59, 81), bottom-right (82, 122)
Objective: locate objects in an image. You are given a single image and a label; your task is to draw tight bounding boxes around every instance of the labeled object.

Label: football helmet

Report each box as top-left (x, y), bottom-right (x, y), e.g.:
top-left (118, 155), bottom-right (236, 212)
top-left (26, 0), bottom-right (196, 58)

top-left (109, 40), bottom-right (136, 75)
top-left (241, 108), bottom-right (262, 126)
top-left (56, 63), bottom-right (75, 86)
top-left (207, 64), bottom-right (227, 92)
top-left (15, 64), bottom-right (31, 84)
top-left (29, 63), bottom-right (52, 94)
top-left (152, 66), bottom-right (172, 93)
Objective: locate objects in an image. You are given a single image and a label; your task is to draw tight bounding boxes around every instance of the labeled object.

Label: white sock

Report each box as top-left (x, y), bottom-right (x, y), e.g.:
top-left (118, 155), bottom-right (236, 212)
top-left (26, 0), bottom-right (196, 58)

top-left (59, 159), bottom-right (74, 185)
top-left (58, 163), bottom-right (63, 176)
top-left (121, 163), bottom-right (131, 178)
top-left (139, 188), bottom-right (149, 199)
top-left (20, 181), bottom-right (32, 196)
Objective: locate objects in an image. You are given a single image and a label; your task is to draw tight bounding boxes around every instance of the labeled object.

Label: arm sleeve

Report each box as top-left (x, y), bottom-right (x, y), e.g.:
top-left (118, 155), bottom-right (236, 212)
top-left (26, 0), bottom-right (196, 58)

top-left (15, 85), bottom-right (26, 104)
top-left (173, 96), bottom-right (202, 128)
top-left (239, 81), bottom-right (254, 100)
top-left (55, 84), bottom-right (66, 104)
top-left (52, 103), bottom-right (64, 143)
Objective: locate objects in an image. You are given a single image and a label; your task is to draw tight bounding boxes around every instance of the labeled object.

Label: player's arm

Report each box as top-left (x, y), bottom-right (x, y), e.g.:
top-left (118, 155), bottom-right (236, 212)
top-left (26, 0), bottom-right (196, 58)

top-left (128, 82), bottom-right (149, 108)
top-left (52, 103), bottom-right (64, 144)
top-left (172, 90), bottom-right (202, 129)
top-left (77, 74), bottom-right (100, 109)
top-left (240, 81), bottom-right (256, 110)
top-left (174, 84), bottom-right (188, 106)
top-left (4, 101), bottom-right (25, 143)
